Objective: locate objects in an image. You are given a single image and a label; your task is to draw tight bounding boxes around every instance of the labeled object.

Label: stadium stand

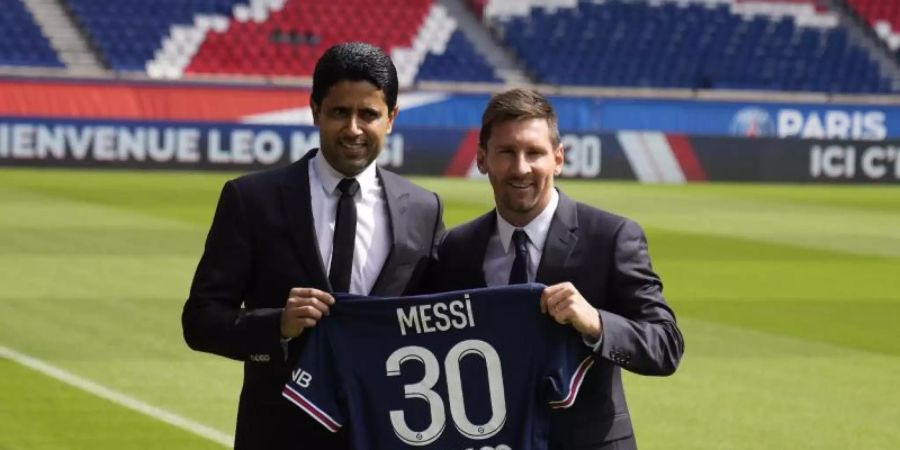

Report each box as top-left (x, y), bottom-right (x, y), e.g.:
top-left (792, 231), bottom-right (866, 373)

top-left (181, 0), bottom-right (498, 84)
top-left (486, 0), bottom-right (894, 93)
top-left (66, 0), bottom-right (243, 72)
top-left (416, 30), bottom-right (500, 82)
top-left (63, 0), bottom-right (497, 84)
top-left (184, 0), bottom-right (433, 77)
top-left (3, 0), bottom-right (896, 93)
top-left (845, 0), bottom-right (900, 52)
top-left (0, 0), bottom-right (63, 68)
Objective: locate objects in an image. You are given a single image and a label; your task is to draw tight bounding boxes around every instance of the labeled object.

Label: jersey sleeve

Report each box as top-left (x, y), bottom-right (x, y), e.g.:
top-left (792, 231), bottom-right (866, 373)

top-left (543, 322), bottom-right (595, 409)
top-left (281, 324), bottom-right (345, 432)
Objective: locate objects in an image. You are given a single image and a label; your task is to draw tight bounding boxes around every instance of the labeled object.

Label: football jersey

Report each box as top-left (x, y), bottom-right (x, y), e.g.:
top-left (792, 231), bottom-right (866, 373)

top-left (282, 284), bottom-right (594, 450)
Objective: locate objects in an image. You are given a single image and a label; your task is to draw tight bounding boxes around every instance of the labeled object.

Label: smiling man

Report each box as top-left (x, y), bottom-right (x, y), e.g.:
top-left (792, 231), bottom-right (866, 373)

top-left (431, 88), bottom-right (684, 450)
top-left (182, 42), bottom-right (444, 450)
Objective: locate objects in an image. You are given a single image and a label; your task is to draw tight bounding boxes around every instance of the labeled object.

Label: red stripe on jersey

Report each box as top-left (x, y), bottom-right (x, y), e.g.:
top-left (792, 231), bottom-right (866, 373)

top-left (549, 356), bottom-right (595, 409)
top-left (666, 134), bottom-right (707, 181)
top-left (282, 386), bottom-right (341, 432)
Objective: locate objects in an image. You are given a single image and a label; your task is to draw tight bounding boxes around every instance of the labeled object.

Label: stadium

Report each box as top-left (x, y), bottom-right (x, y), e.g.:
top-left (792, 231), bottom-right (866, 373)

top-left (0, 0), bottom-right (898, 448)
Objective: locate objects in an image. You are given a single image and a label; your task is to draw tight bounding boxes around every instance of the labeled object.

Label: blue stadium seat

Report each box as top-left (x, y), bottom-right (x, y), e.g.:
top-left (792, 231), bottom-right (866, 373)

top-left (0, 0), bottom-right (64, 68)
top-left (493, 0), bottom-right (894, 93)
top-left (66, 0), bottom-right (243, 71)
top-left (417, 31), bottom-right (499, 83)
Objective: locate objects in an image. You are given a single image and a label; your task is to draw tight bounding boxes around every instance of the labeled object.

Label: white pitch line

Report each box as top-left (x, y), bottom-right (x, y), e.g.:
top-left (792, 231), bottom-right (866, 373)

top-left (0, 345), bottom-right (233, 447)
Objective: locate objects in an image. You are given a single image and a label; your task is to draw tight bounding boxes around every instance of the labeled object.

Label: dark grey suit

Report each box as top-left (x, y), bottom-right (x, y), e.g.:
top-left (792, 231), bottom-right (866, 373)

top-left (182, 149), bottom-right (444, 450)
top-left (431, 190), bottom-right (683, 450)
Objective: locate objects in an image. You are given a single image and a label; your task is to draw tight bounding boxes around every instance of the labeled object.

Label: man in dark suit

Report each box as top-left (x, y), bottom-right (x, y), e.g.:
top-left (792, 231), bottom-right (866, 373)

top-left (182, 42), bottom-right (444, 450)
top-left (432, 89), bottom-right (683, 449)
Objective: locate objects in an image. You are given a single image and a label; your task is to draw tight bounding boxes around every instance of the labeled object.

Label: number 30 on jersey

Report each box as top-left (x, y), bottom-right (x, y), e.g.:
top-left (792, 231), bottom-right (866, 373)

top-left (386, 339), bottom-right (507, 446)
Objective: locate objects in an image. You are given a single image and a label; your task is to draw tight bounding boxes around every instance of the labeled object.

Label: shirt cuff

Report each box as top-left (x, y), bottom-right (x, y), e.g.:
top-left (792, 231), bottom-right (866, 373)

top-left (280, 336), bottom-right (292, 361)
top-left (582, 333), bottom-right (603, 352)
top-left (581, 309), bottom-right (604, 351)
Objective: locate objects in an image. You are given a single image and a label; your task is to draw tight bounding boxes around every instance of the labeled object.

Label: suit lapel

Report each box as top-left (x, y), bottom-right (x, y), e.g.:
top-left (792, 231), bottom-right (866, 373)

top-left (280, 150), bottom-right (330, 290)
top-left (370, 169), bottom-right (409, 295)
top-left (536, 190), bottom-right (579, 285)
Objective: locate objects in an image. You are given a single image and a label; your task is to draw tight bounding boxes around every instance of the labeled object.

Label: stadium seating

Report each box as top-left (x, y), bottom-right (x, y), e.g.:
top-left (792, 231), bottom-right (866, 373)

top-left (416, 31), bottom-right (500, 82)
top-left (185, 0), bottom-right (431, 77)
top-left (184, 0), bottom-right (498, 83)
top-left (487, 0), bottom-right (894, 93)
top-left (66, 0), bottom-right (244, 71)
top-left (66, 0), bottom-right (497, 83)
top-left (0, 0), bottom-right (63, 68)
top-left (25, 0), bottom-right (895, 92)
top-left (846, 0), bottom-right (900, 29)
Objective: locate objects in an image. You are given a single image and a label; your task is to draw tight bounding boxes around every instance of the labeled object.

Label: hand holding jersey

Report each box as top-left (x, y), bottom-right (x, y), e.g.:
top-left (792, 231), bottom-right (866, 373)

top-left (541, 282), bottom-right (602, 338)
top-left (280, 288), bottom-right (335, 339)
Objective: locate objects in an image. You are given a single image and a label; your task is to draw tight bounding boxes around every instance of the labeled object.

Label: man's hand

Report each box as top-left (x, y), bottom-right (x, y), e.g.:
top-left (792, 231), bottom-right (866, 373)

top-left (541, 282), bottom-right (602, 338)
top-left (280, 287), bottom-right (335, 339)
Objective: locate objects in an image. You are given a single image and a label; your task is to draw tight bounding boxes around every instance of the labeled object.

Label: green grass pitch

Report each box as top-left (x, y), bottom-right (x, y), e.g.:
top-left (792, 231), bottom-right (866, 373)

top-left (1, 167), bottom-right (898, 449)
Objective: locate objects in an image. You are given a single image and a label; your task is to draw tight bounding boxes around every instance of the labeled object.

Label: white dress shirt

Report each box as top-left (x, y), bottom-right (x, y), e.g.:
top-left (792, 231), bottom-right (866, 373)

top-left (309, 153), bottom-right (390, 295)
top-left (483, 189), bottom-right (559, 287)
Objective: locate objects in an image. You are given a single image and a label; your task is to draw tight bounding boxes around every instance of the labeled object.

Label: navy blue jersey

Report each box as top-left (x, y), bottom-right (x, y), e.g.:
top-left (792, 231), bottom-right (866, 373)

top-left (282, 284), bottom-right (594, 450)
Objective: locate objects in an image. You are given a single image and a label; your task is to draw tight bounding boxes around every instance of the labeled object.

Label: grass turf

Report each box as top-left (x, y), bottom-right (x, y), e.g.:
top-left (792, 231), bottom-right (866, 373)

top-left (0, 167), bottom-right (897, 449)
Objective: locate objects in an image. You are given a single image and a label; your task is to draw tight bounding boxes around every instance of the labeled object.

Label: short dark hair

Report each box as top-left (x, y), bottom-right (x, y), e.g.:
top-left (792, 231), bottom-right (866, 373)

top-left (479, 88), bottom-right (560, 148)
top-left (311, 42), bottom-right (399, 112)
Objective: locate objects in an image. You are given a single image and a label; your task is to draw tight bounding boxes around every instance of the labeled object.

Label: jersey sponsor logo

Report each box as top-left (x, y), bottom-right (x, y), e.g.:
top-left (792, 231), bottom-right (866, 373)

top-left (291, 368), bottom-right (312, 387)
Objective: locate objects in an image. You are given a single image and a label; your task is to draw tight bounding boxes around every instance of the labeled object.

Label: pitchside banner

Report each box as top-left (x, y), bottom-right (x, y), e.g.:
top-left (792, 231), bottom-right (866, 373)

top-left (1, 118), bottom-right (898, 183)
top-left (690, 137), bottom-right (900, 183)
top-left (402, 97), bottom-right (899, 141)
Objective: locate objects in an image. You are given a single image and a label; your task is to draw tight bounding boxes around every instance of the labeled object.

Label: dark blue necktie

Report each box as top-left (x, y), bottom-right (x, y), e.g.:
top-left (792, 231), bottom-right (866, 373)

top-left (508, 229), bottom-right (529, 284)
top-left (329, 178), bottom-right (359, 293)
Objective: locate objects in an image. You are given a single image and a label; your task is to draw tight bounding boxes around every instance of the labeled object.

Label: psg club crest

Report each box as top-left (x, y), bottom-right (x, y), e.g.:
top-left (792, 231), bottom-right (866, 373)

top-left (730, 107), bottom-right (775, 137)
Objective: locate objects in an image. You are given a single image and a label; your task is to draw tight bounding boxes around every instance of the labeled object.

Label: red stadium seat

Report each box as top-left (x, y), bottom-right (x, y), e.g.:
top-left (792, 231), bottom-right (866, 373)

top-left (846, 0), bottom-right (900, 50)
top-left (186, 0), bottom-right (433, 78)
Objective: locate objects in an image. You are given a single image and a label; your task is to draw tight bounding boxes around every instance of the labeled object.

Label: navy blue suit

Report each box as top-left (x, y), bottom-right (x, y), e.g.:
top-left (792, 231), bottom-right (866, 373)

top-left (430, 190), bottom-right (683, 449)
top-left (182, 149), bottom-right (444, 450)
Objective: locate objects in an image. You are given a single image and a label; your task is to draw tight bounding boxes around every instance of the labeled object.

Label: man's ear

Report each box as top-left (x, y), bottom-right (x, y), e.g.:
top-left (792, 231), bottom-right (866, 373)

top-left (553, 143), bottom-right (564, 175)
top-left (476, 146), bottom-right (488, 174)
top-left (310, 102), bottom-right (320, 126)
top-left (386, 106), bottom-right (399, 134)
